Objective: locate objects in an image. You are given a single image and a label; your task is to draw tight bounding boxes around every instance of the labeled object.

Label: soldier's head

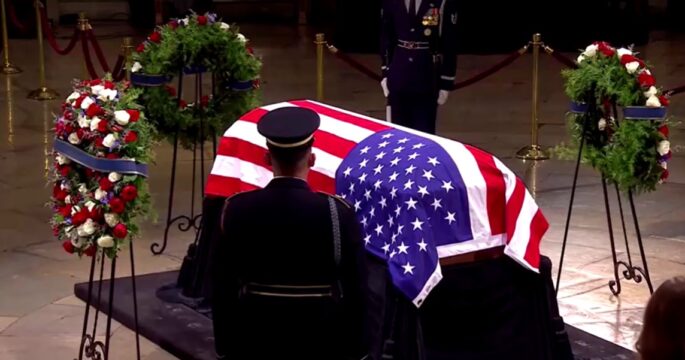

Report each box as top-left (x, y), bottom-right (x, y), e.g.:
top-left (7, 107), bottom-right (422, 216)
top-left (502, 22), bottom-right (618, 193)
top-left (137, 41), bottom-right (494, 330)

top-left (257, 107), bottom-right (320, 178)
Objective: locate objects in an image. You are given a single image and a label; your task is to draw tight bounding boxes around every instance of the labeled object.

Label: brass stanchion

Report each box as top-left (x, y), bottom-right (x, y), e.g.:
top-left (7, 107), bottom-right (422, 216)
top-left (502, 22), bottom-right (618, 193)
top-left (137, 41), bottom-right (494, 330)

top-left (27, 0), bottom-right (58, 100)
top-left (315, 33), bottom-right (325, 101)
top-left (516, 33), bottom-right (548, 160)
top-left (78, 12), bottom-right (90, 80)
top-left (524, 160), bottom-right (539, 199)
top-left (121, 36), bottom-right (133, 81)
top-left (1, 0), bottom-right (22, 74)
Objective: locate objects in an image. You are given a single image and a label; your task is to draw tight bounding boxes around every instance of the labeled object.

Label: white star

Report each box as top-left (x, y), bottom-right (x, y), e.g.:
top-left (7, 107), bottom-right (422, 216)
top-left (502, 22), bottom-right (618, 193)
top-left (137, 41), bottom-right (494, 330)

top-left (369, 207), bottom-right (376, 218)
top-left (389, 250), bottom-right (397, 259)
top-left (379, 196), bottom-right (387, 209)
top-left (393, 146), bottom-right (405, 154)
top-left (388, 171), bottom-right (399, 182)
top-left (374, 224), bottom-right (384, 236)
top-left (417, 186), bottom-right (430, 197)
top-left (402, 262), bottom-right (415, 275)
top-left (360, 146), bottom-right (370, 154)
top-left (394, 205), bottom-right (402, 217)
top-left (445, 212), bottom-right (456, 224)
top-left (375, 151), bottom-right (387, 160)
top-left (373, 164), bottom-right (384, 175)
top-left (358, 173), bottom-right (368, 183)
top-left (390, 157), bottom-right (401, 166)
top-left (387, 215), bottom-right (394, 227)
top-left (405, 164), bottom-right (417, 175)
top-left (411, 218), bottom-right (424, 230)
top-left (391, 232), bottom-right (398, 243)
top-left (390, 187), bottom-right (398, 199)
top-left (417, 239), bottom-right (428, 252)
top-left (348, 183), bottom-right (355, 193)
top-left (406, 197), bottom-right (418, 210)
top-left (441, 181), bottom-right (454, 193)
top-left (412, 143), bottom-right (425, 149)
top-left (343, 167), bottom-right (352, 177)
top-left (374, 180), bottom-right (383, 190)
top-left (397, 224), bottom-right (405, 234)
top-left (397, 242), bottom-right (409, 254)
top-left (382, 242), bottom-right (391, 253)
top-left (398, 138), bottom-right (410, 144)
top-left (408, 152), bottom-right (420, 160)
top-left (431, 198), bottom-right (442, 210)
top-left (354, 200), bottom-right (361, 211)
top-left (428, 157), bottom-right (440, 166)
top-left (378, 141), bottom-right (390, 148)
top-left (359, 158), bottom-right (369, 168)
top-left (422, 170), bottom-right (435, 181)
top-left (404, 179), bottom-right (414, 190)
top-left (361, 216), bottom-right (368, 227)
top-left (364, 234), bottom-right (371, 245)
top-left (364, 189), bottom-right (372, 200)
top-left (382, 133), bottom-right (394, 139)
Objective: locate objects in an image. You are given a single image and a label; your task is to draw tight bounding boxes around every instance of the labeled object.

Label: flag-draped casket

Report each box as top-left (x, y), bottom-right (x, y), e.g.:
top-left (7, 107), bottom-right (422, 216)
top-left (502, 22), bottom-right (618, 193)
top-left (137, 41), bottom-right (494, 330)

top-left (206, 100), bottom-right (548, 306)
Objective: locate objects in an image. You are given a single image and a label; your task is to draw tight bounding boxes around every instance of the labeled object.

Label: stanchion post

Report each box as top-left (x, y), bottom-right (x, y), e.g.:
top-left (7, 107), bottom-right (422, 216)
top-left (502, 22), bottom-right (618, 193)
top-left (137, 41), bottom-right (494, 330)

top-left (121, 36), bottom-right (133, 81)
top-left (78, 12), bottom-right (90, 80)
top-left (1, 0), bottom-right (22, 74)
top-left (516, 33), bottom-right (548, 160)
top-left (27, 0), bottom-right (58, 100)
top-left (315, 33), bottom-right (325, 101)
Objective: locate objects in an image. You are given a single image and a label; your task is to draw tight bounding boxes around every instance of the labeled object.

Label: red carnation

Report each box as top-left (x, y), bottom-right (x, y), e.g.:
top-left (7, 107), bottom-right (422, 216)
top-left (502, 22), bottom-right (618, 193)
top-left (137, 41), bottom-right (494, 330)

top-left (71, 208), bottom-right (90, 226)
top-left (94, 136), bottom-right (104, 148)
top-left (76, 128), bottom-right (86, 139)
top-left (74, 95), bottom-right (86, 108)
top-left (60, 166), bottom-right (71, 177)
top-left (638, 72), bottom-right (656, 88)
top-left (168, 20), bottom-right (179, 30)
top-left (127, 109), bottom-right (141, 122)
top-left (179, 100), bottom-right (188, 109)
top-left (90, 206), bottom-right (104, 222)
top-left (106, 153), bottom-right (119, 159)
top-left (113, 223), bottom-right (128, 239)
top-left (658, 125), bottom-right (669, 138)
top-left (620, 54), bottom-right (643, 66)
top-left (149, 31), bottom-right (162, 43)
top-left (90, 79), bottom-right (102, 86)
top-left (197, 15), bottom-right (207, 25)
top-left (104, 81), bottom-right (115, 90)
top-left (109, 197), bottom-right (125, 213)
top-left (62, 240), bottom-right (75, 254)
top-left (136, 43), bottom-right (146, 53)
top-left (121, 185), bottom-right (138, 202)
top-left (201, 95), bottom-right (210, 108)
top-left (65, 124), bottom-right (75, 134)
top-left (97, 120), bottom-right (108, 133)
top-left (84, 245), bottom-right (96, 257)
top-left (659, 95), bottom-right (669, 107)
top-left (86, 104), bottom-right (104, 118)
top-left (596, 41), bottom-right (615, 57)
top-left (661, 168), bottom-right (670, 180)
top-left (54, 189), bottom-right (68, 202)
top-left (124, 131), bottom-right (138, 143)
top-left (64, 111), bottom-right (75, 121)
top-left (247, 46), bottom-right (254, 55)
top-left (99, 177), bottom-right (113, 191)
top-left (59, 205), bottom-right (72, 217)
top-left (165, 86), bottom-right (176, 97)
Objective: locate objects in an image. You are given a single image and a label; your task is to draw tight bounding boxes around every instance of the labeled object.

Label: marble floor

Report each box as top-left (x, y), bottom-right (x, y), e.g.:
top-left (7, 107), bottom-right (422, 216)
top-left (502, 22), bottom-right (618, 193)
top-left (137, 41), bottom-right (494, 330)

top-left (1, 21), bottom-right (684, 359)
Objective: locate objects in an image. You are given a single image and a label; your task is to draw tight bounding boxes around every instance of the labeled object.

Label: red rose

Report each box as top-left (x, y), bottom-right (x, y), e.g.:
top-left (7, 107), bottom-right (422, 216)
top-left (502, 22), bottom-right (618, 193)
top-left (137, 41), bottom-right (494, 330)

top-left (99, 177), bottom-right (113, 191)
top-left (90, 79), bottom-right (102, 86)
top-left (179, 100), bottom-right (188, 109)
top-left (113, 223), bottom-right (128, 238)
top-left (201, 95), bottom-right (210, 108)
top-left (97, 120), bottom-right (108, 133)
top-left (74, 95), bottom-right (86, 108)
top-left (661, 168), bottom-right (670, 180)
top-left (620, 54), bottom-right (643, 66)
top-left (84, 245), bottom-right (96, 257)
top-left (86, 104), bottom-right (104, 118)
top-left (197, 15), bottom-right (207, 25)
top-left (71, 208), bottom-right (90, 226)
top-left (165, 86), bottom-right (176, 97)
top-left (658, 125), bottom-right (669, 138)
top-left (168, 20), bottom-right (179, 30)
top-left (104, 81), bottom-right (115, 90)
top-left (94, 137), bottom-right (104, 148)
top-left (596, 41), bottom-right (615, 57)
top-left (124, 131), bottom-right (138, 143)
top-left (64, 110), bottom-right (75, 121)
top-left (53, 184), bottom-right (67, 201)
top-left (62, 240), bottom-right (75, 254)
top-left (109, 197), bottom-right (125, 213)
top-left (76, 128), bottom-right (86, 139)
top-left (136, 43), bottom-right (146, 53)
top-left (60, 166), bottom-right (71, 177)
top-left (127, 109), bottom-right (140, 122)
top-left (247, 46), bottom-right (254, 55)
top-left (59, 205), bottom-right (72, 217)
top-left (90, 206), bottom-right (104, 222)
top-left (638, 72), bottom-right (656, 88)
top-left (65, 124), bottom-right (75, 135)
top-left (149, 31), bottom-right (162, 43)
top-left (659, 95), bottom-right (669, 107)
top-left (121, 185), bottom-right (138, 202)
top-left (106, 153), bottom-right (119, 159)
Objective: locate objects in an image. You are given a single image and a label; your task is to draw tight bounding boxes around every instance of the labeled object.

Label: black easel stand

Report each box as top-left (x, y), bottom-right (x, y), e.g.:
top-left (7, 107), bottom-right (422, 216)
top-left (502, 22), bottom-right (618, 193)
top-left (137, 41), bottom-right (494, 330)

top-left (555, 102), bottom-right (654, 296)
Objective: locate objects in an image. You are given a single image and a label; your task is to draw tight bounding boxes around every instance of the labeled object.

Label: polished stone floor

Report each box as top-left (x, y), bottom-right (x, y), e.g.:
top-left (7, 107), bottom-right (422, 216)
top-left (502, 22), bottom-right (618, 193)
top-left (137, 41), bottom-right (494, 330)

top-left (0, 21), bottom-right (684, 359)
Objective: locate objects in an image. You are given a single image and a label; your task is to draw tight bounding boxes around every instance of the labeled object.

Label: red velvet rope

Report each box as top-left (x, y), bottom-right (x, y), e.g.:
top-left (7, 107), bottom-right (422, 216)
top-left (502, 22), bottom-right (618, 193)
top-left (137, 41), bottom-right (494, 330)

top-left (547, 50), bottom-right (578, 69)
top-left (81, 30), bottom-right (99, 79)
top-left (329, 49), bottom-right (384, 82)
top-left (39, 5), bottom-right (79, 55)
top-left (454, 51), bottom-right (525, 90)
top-left (111, 55), bottom-right (126, 81)
top-left (86, 29), bottom-right (110, 73)
top-left (665, 84), bottom-right (685, 96)
top-left (6, 0), bottom-right (28, 33)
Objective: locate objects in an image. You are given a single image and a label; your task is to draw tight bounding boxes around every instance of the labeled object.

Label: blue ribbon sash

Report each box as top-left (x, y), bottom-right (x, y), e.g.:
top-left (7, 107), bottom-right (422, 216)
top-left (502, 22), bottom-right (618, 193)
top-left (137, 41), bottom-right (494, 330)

top-left (53, 139), bottom-right (149, 177)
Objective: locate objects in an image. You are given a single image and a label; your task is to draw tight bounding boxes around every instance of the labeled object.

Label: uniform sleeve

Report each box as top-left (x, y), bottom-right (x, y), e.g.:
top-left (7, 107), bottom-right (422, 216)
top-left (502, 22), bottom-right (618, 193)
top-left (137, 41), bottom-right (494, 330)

top-left (439, 0), bottom-right (458, 91)
top-left (380, 0), bottom-right (396, 78)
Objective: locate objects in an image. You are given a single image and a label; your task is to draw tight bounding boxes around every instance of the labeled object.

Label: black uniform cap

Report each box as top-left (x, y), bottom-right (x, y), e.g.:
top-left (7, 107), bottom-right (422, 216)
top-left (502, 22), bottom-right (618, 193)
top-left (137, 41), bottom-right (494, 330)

top-left (257, 107), bottom-right (321, 148)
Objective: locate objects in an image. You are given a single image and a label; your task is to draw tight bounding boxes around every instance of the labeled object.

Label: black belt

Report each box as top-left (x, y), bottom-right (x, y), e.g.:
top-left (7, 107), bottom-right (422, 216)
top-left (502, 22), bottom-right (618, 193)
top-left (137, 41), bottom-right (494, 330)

top-left (243, 282), bottom-right (333, 298)
top-left (398, 40), bottom-right (430, 50)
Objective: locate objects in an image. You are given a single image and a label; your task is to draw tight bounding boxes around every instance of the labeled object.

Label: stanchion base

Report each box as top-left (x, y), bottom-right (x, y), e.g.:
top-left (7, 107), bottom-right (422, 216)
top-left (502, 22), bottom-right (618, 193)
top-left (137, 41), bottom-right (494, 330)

top-left (27, 87), bottom-right (59, 101)
top-left (1, 64), bottom-right (22, 75)
top-left (516, 145), bottom-right (549, 160)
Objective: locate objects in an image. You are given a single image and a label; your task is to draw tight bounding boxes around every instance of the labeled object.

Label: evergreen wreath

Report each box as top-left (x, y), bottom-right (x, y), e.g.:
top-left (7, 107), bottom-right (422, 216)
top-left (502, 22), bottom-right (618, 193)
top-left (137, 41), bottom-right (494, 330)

top-left (130, 12), bottom-right (261, 149)
top-left (49, 76), bottom-right (154, 259)
top-left (558, 41), bottom-right (672, 194)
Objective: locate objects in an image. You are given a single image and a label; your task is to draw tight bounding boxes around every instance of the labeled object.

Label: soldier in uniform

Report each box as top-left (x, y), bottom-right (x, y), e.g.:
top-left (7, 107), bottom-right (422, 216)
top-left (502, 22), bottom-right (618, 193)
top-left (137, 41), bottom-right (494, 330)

top-left (209, 107), bottom-right (387, 360)
top-left (380, 0), bottom-right (459, 134)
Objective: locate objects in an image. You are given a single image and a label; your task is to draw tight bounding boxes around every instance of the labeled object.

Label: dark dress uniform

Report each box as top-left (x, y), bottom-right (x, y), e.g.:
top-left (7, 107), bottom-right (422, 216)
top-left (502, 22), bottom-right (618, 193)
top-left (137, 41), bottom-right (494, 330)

top-left (209, 108), bottom-right (386, 360)
top-left (381, 0), bottom-right (459, 134)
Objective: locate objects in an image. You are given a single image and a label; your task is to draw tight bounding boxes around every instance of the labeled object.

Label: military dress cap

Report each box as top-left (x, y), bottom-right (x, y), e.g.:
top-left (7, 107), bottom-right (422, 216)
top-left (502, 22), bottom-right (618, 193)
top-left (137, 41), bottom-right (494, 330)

top-left (257, 107), bottom-right (321, 148)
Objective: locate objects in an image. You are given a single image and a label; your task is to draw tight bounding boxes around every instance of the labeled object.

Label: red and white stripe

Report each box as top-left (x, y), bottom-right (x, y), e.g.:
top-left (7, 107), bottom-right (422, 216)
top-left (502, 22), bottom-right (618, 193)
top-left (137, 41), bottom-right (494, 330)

top-left (206, 100), bottom-right (547, 272)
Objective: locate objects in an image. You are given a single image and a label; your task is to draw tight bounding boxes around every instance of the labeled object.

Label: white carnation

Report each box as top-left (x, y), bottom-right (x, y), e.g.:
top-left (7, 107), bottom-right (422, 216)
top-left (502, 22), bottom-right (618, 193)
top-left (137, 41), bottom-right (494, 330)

top-left (220, 22), bottom-right (230, 31)
top-left (102, 133), bottom-right (118, 148)
top-left (71, 205), bottom-right (79, 215)
top-left (79, 184), bottom-right (88, 194)
top-left (98, 89), bottom-right (118, 102)
top-left (68, 132), bottom-right (81, 145)
top-left (576, 54), bottom-right (585, 64)
top-left (646, 95), bottom-right (661, 108)
top-left (90, 117), bottom-right (102, 131)
top-left (617, 48), bottom-right (632, 57)
top-left (67, 91), bottom-right (81, 102)
top-left (85, 201), bottom-right (96, 212)
top-left (77, 219), bottom-right (97, 237)
top-left (108, 172), bottom-right (122, 183)
top-left (91, 85), bottom-right (105, 96)
top-left (625, 61), bottom-right (640, 74)
top-left (61, 182), bottom-right (71, 191)
top-left (65, 195), bottom-right (72, 204)
top-left (56, 154), bottom-right (70, 165)
top-left (598, 118), bottom-right (607, 131)
top-left (131, 62), bottom-right (142, 73)
top-left (95, 188), bottom-right (108, 201)
top-left (97, 235), bottom-right (115, 248)
top-left (114, 110), bottom-right (131, 126)
top-left (80, 96), bottom-right (95, 110)
top-left (644, 86), bottom-right (658, 98)
top-left (104, 213), bottom-right (120, 228)
top-left (237, 33), bottom-right (247, 43)
top-left (658, 140), bottom-right (670, 156)
top-left (78, 115), bottom-right (91, 128)
top-left (583, 44), bottom-right (598, 57)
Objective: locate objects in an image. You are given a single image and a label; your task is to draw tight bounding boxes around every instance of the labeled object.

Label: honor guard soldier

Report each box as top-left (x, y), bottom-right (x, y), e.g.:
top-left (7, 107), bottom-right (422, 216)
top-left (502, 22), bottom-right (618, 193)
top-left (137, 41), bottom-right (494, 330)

top-left (209, 107), bottom-right (386, 360)
top-left (380, 0), bottom-right (459, 134)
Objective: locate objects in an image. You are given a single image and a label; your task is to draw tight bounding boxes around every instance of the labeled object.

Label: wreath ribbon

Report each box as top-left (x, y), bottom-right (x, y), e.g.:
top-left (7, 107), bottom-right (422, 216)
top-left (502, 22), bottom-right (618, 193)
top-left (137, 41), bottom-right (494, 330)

top-left (53, 139), bottom-right (149, 177)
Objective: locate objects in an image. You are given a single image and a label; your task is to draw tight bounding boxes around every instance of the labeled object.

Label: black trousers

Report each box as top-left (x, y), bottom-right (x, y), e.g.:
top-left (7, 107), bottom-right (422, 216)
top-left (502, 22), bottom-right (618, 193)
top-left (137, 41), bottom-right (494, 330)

top-left (388, 92), bottom-right (438, 135)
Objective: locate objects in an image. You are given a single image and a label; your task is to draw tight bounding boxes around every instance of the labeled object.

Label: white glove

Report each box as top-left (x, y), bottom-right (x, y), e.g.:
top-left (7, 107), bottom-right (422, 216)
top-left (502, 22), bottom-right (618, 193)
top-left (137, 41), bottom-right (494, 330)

top-left (381, 78), bottom-right (389, 98)
top-left (437, 90), bottom-right (449, 105)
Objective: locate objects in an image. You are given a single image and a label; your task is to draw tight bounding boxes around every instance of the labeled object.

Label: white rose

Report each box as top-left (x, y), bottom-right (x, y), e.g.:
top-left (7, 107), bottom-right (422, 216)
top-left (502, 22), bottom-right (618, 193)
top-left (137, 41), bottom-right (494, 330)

top-left (108, 172), bottom-right (122, 183)
top-left (131, 61), bottom-right (142, 73)
top-left (644, 86), bottom-right (658, 98)
top-left (68, 132), bottom-right (81, 145)
top-left (77, 219), bottom-right (97, 237)
top-left (583, 44), bottom-right (598, 57)
top-left (220, 22), bottom-right (230, 31)
top-left (97, 235), bottom-right (115, 248)
top-left (179, 17), bottom-right (189, 26)
top-left (646, 95), bottom-right (661, 108)
top-left (90, 117), bottom-right (102, 131)
top-left (104, 213), bottom-right (120, 228)
top-left (102, 133), bottom-right (118, 149)
top-left (65, 195), bottom-right (72, 204)
top-left (598, 118), bottom-right (607, 131)
top-left (85, 201), bottom-right (96, 212)
top-left (237, 33), bottom-right (247, 43)
top-left (79, 184), bottom-right (88, 194)
top-left (658, 140), bottom-right (670, 156)
top-left (98, 89), bottom-right (118, 102)
top-left (80, 96), bottom-right (95, 110)
top-left (114, 110), bottom-right (131, 126)
top-left (67, 91), bottom-right (81, 102)
top-left (56, 154), bottom-right (70, 165)
top-left (91, 84), bottom-right (105, 96)
top-left (95, 188), bottom-right (108, 201)
top-left (617, 48), bottom-right (632, 57)
top-left (625, 61), bottom-right (640, 74)
top-left (78, 115), bottom-right (91, 128)
top-left (576, 54), bottom-right (585, 64)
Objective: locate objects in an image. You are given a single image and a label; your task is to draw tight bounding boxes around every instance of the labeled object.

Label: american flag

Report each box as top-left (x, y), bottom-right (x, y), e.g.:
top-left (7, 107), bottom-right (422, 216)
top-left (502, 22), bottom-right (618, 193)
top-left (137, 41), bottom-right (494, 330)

top-left (206, 100), bottom-right (548, 306)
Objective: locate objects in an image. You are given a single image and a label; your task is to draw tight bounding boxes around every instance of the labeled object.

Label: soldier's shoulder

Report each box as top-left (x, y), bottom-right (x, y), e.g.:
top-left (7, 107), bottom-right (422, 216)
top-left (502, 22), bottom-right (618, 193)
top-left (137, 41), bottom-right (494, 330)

top-left (316, 192), bottom-right (353, 210)
top-left (222, 189), bottom-right (261, 209)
